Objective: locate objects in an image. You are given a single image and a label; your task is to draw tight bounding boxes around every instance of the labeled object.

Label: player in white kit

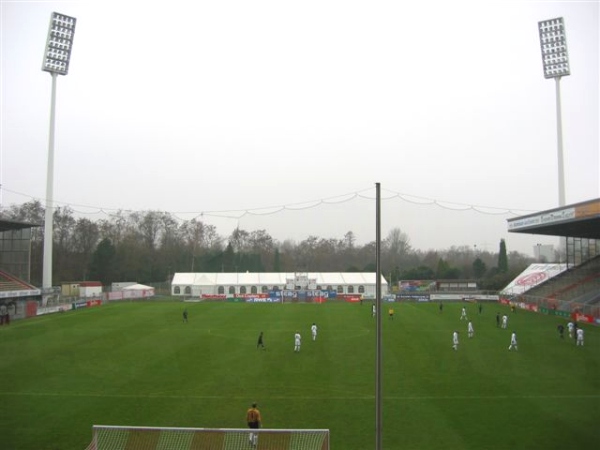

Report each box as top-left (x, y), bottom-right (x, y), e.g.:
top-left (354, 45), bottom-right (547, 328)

top-left (576, 328), bottom-right (584, 346)
top-left (294, 331), bottom-right (302, 352)
top-left (508, 332), bottom-right (518, 351)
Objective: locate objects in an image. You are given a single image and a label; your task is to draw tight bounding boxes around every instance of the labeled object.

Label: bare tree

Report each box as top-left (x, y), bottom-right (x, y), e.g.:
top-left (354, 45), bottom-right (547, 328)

top-left (72, 218), bottom-right (100, 279)
top-left (229, 227), bottom-right (250, 253)
top-left (248, 229), bottom-right (274, 270)
top-left (383, 227), bottom-right (412, 274)
top-left (136, 211), bottom-right (163, 250)
top-left (97, 211), bottom-right (128, 248)
top-left (343, 231), bottom-right (356, 249)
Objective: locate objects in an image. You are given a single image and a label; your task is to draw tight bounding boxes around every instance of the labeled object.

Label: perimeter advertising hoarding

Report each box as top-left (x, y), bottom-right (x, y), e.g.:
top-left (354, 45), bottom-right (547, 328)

top-left (245, 297), bottom-right (281, 303)
top-left (0, 289), bottom-right (41, 299)
top-left (397, 294), bottom-right (430, 302)
top-left (37, 304), bottom-right (71, 316)
top-left (539, 307), bottom-right (570, 318)
top-left (398, 280), bottom-right (435, 292)
top-left (71, 300), bottom-right (102, 310)
top-left (573, 312), bottom-right (595, 324)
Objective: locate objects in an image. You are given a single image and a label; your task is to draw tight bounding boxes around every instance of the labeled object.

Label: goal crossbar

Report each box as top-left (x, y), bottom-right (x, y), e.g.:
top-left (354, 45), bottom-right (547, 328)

top-left (85, 425), bottom-right (330, 450)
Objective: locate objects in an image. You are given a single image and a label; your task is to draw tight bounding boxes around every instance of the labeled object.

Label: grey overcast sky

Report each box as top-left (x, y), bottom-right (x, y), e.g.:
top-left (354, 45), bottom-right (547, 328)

top-left (1, 0), bottom-right (598, 256)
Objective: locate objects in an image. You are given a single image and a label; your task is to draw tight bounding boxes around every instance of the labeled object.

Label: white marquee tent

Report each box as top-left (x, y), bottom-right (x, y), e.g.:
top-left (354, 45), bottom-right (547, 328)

top-left (122, 283), bottom-right (155, 298)
top-left (171, 272), bottom-right (387, 298)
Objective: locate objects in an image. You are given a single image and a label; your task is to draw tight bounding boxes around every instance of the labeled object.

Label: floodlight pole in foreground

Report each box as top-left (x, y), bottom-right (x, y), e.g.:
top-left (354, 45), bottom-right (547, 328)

top-left (538, 17), bottom-right (570, 207)
top-left (41, 12), bottom-right (76, 295)
top-left (375, 182), bottom-right (382, 450)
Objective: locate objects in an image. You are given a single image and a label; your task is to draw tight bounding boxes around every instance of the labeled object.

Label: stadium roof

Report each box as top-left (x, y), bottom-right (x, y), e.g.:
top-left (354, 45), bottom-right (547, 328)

top-left (507, 198), bottom-right (600, 239)
top-left (0, 218), bottom-right (40, 232)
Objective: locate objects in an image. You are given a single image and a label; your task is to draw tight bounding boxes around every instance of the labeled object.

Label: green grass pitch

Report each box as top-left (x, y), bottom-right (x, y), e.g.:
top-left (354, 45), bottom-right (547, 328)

top-left (0, 300), bottom-right (598, 449)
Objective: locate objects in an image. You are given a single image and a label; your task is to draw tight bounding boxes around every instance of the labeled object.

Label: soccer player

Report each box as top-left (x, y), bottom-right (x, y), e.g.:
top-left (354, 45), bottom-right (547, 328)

top-left (508, 332), bottom-right (518, 351)
top-left (557, 324), bottom-right (565, 339)
top-left (439, 301), bottom-right (443, 313)
top-left (467, 321), bottom-right (474, 338)
top-left (496, 312), bottom-right (500, 327)
top-left (182, 309), bottom-right (188, 323)
top-left (246, 402), bottom-right (262, 446)
top-left (460, 307), bottom-right (468, 321)
top-left (257, 332), bottom-right (265, 350)
top-left (567, 321), bottom-right (574, 339)
top-left (294, 331), bottom-right (302, 352)
top-left (388, 307), bottom-right (394, 320)
top-left (501, 314), bottom-right (508, 329)
top-left (372, 303), bottom-right (376, 317)
top-left (452, 331), bottom-right (459, 351)
top-left (576, 327), bottom-right (584, 346)
top-left (478, 303), bottom-right (482, 314)
top-left (311, 323), bottom-right (317, 341)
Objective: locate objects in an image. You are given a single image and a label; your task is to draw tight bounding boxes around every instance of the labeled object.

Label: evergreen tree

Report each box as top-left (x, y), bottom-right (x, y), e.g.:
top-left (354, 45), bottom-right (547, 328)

top-left (473, 258), bottom-right (487, 278)
top-left (273, 248), bottom-right (281, 272)
top-left (223, 243), bottom-right (235, 272)
top-left (498, 239), bottom-right (508, 273)
top-left (401, 265), bottom-right (435, 280)
top-left (89, 238), bottom-right (117, 285)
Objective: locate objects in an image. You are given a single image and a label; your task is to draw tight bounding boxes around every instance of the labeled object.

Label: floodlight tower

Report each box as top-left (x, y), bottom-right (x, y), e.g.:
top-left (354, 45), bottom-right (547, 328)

top-left (538, 17), bottom-right (570, 207)
top-left (41, 12), bottom-right (77, 294)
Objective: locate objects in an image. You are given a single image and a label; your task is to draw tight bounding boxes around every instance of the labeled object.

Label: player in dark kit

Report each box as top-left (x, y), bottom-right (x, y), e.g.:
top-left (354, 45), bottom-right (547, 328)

top-left (257, 332), bottom-right (265, 350)
top-left (557, 324), bottom-right (565, 339)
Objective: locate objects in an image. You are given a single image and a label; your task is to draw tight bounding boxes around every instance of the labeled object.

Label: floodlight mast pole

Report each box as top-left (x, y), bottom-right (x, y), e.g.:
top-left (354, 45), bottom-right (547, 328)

top-left (538, 17), bottom-right (570, 208)
top-left (555, 76), bottom-right (566, 207)
top-left (42, 73), bottom-right (58, 292)
top-left (41, 12), bottom-right (76, 299)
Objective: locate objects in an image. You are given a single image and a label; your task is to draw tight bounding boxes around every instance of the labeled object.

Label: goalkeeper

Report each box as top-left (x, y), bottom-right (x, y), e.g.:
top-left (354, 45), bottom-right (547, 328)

top-left (247, 402), bottom-right (262, 429)
top-left (247, 403), bottom-right (262, 446)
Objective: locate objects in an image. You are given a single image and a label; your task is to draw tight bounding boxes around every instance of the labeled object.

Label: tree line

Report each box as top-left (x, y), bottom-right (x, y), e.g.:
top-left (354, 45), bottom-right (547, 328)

top-left (2, 200), bottom-right (534, 290)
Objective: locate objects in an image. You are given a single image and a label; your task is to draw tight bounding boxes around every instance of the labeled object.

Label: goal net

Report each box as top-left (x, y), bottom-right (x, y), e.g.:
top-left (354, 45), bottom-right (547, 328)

top-left (85, 426), bottom-right (330, 450)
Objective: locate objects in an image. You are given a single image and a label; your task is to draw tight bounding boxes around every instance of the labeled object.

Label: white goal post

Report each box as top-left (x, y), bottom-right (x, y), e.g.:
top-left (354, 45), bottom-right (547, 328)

top-left (85, 425), bottom-right (330, 450)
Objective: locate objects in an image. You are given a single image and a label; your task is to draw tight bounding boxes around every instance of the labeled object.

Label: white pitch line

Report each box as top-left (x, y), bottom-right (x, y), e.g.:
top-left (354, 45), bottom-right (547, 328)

top-left (1, 391), bottom-right (598, 400)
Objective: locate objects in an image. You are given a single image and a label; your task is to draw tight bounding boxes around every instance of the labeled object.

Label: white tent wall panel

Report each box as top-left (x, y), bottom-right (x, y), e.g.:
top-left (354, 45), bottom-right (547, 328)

top-left (171, 273), bottom-right (387, 298)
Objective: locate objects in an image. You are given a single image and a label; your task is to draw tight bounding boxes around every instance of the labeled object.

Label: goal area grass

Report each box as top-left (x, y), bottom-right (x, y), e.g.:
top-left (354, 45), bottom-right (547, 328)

top-left (1, 300), bottom-right (598, 449)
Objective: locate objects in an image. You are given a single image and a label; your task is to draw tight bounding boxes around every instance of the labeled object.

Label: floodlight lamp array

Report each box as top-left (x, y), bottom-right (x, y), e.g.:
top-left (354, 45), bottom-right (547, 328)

top-left (42, 12), bottom-right (77, 75)
top-left (538, 17), bottom-right (569, 79)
